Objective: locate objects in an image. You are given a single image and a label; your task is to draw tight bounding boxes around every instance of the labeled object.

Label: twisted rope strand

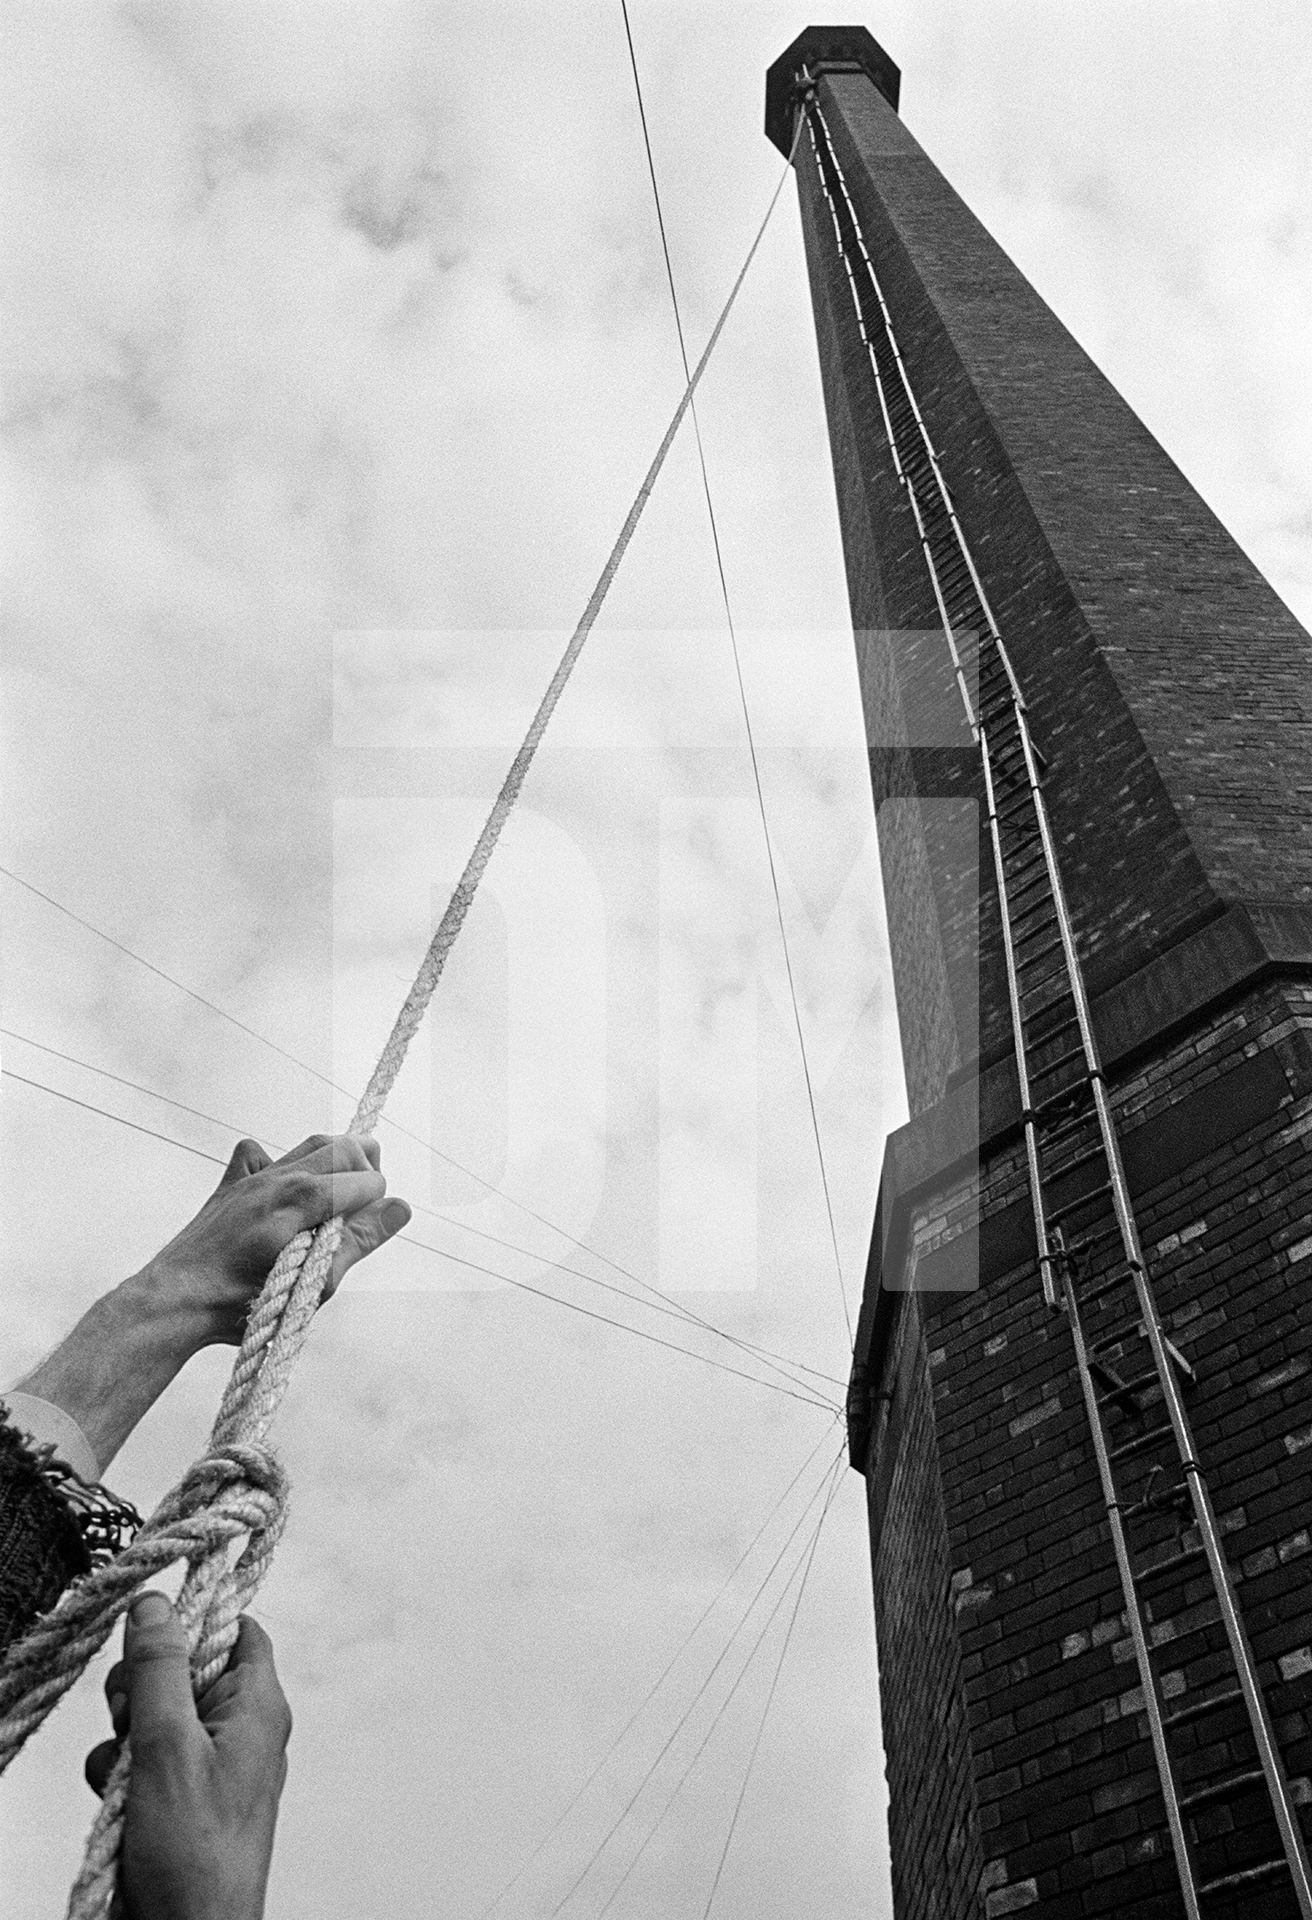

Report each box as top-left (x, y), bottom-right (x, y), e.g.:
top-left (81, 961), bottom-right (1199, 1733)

top-left (0, 134), bottom-right (800, 1920)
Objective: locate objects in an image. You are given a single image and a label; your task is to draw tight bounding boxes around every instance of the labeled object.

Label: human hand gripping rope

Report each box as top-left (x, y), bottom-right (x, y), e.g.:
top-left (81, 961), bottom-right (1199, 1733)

top-left (0, 132), bottom-right (799, 1920)
top-left (0, 776), bottom-right (530, 1919)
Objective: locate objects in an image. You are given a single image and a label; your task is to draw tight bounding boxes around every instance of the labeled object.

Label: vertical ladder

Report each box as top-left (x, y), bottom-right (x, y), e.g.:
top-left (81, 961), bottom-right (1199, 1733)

top-left (800, 78), bottom-right (1312, 1919)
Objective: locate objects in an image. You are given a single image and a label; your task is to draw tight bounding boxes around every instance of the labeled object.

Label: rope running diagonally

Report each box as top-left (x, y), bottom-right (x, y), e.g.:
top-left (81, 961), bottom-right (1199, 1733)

top-left (0, 119), bottom-right (805, 1920)
top-left (0, 895), bottom-right (848, 1395)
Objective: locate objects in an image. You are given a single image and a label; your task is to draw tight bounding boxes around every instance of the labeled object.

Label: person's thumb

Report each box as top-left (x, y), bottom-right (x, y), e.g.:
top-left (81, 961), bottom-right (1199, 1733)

top-left (326, 1195), bottom-right (411, 1299)
top-left (124, 1592), bottom-right (194, 1754)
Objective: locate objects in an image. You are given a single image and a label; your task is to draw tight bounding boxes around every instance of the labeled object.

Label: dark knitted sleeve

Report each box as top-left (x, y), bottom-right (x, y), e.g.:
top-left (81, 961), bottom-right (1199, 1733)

top-left (0, 1407), bottom-right (92, 1653)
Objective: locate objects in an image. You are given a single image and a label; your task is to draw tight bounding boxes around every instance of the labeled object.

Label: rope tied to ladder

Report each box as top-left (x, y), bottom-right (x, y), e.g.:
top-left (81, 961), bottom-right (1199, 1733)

top-left (0, 123), bottom-right (802, 1920)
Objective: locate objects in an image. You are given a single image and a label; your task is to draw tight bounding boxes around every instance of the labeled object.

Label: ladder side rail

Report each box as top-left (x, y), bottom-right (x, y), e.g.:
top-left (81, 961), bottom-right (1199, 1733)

top-left (809, 101), bottom-right (1029, 716)
top-left (980, 734), bottom-right (1058, 1306)
top-left (802, 107), bottom-right (980, 736)
top-left (807, 96), bottom-right (1079, 1315)
top-left (1016, 733), bottom-right (1312, 1918)
top-left (803, 84), bottom-right (1312, 1910)
top-left (1063, 1263), bottom-right (1203, 1918)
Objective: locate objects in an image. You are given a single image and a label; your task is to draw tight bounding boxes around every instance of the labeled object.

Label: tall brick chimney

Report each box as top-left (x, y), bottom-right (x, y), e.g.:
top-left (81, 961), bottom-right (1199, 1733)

top-left (767, 26), bottom-right (1312, 1920)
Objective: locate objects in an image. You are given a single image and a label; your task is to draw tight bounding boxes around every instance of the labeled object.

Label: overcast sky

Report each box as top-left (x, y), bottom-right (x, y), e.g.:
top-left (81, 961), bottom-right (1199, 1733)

top-left (2, 4), bottom-right (1309, 1917)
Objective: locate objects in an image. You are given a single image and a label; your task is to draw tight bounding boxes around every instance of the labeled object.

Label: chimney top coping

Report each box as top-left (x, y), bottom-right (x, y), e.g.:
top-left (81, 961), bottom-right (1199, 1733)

top-left (764, 25), bottom-right (901, 157)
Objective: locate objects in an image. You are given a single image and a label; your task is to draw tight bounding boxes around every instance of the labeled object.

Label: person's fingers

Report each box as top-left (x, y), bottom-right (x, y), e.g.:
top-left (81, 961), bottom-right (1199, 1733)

top-left (271, 1133), bottom-right (335, 1169)
top-left (204, 1617), bottom-right (293, 1752)
top-left (268, 1167), bottom-right (386, 1240)
top-left (84, 1737), bottom-right (121, 1797)
top-left (123, 1592), bottom-right (195, 1758)
top-left (326, 1197), bottom-right (411, 1297)
top-left (101, 1660), bottom-right (130, 1737)
top-left (200, 1614), bottom-right (277, 1707)
top-left (218, 1138), bottom-right (273, 1188)
top-left (328, 1168), bottom-right (388, 1219)
top-left (228, 1614), bottom-right (279, 1675)
top-left (272, 1135), bottom-right (377, 1177)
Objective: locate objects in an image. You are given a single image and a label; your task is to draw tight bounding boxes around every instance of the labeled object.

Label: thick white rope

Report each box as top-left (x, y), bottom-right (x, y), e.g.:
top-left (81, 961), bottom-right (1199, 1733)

top-left (0, 138), bottom-right (798, 1920)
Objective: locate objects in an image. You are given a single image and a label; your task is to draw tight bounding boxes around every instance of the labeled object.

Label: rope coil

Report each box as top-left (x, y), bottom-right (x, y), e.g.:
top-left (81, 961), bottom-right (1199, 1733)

top-left (0, 128), bottom-right (800, 1919)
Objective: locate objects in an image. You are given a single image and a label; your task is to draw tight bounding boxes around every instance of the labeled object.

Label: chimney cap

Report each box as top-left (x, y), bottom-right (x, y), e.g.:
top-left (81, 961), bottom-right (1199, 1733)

top-left (764, 26), bottom-right (901, 157)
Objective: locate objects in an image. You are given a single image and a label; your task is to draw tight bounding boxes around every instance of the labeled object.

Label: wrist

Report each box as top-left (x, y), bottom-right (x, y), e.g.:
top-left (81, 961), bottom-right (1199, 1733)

top-left (12, 1272), bottom-right (212, 1475)
top-left (117, 1261), bottom-right (219, 1365)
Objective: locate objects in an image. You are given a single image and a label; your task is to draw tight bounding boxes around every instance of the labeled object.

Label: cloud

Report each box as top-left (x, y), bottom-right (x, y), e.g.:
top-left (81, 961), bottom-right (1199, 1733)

top-left (2, 4), bottom-right (1306, 1918)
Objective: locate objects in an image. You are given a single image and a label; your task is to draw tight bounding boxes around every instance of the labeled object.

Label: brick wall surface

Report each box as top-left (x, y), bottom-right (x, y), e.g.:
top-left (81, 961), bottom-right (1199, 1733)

top-left (866, 983), bottom-right (1312, 1917)
top-left (869, 1295), bottom-right (985, 1920)
top-left (797, 69), bottom-right (1312, 1116)
top-left (791, 48), bottom-right (1312, 1919)
top-left (815, 72), bottom-right (1312, 914)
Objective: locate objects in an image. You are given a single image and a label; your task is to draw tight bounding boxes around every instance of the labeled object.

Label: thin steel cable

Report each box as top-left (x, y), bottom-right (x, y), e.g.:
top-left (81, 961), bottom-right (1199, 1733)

top-left (699, 1460), bottom-right (840, 1918)
top-left (545, 1442), bottom-right (845, 1917)
top-left (2, 1069), bottom-right (834, 1414)
top-left (2, 126), bottom-right (808, 1920)
top-left (592, 1454), bottom-right (846, 1919)
top-left (0, 1030), bottom-right (282, 1151)
top-left (0, 1028), bottom-right (841, 1401)
top-left (392, 1232), bottom-right (836, 1405)
top-left (727, 668), bottom-right (855, 1350)
top-left (400, 1225), bottom-right (835, 1412)
top-left (619, 11), bottom-right (853, 1348)
top-left (474, 1413), bottom-right (840, 1919)
top-left (0, 867), bottom-right (332, 1086)
top-left (1, 1071), bottom-right (230, 1167)
top-left (1, 877), bottom-right (840, 1391)
top-left (347, 128), bottom-right (800, 1145)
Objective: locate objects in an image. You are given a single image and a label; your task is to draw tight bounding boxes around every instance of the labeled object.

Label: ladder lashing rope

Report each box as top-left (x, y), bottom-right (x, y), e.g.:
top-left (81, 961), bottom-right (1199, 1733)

top-left (0, 123), bottom-right (804, 1920)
